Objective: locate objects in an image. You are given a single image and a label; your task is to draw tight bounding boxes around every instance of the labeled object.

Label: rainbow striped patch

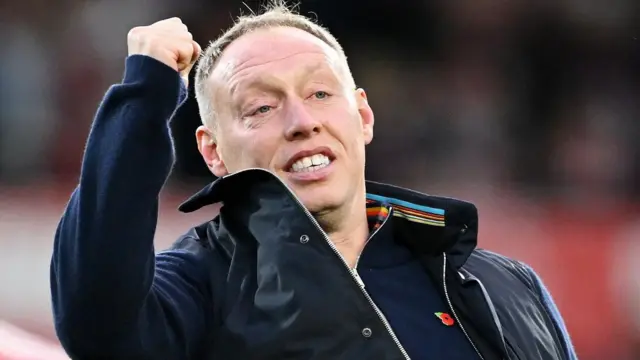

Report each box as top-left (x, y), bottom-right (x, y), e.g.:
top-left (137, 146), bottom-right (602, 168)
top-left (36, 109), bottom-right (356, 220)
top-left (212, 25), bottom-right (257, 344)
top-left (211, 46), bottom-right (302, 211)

top-left (366, 205), bottom-right (389, 218)
top-left (365, 201), bottom-right (390, 230)
top-left (366, 193), bottom-right (446, 227)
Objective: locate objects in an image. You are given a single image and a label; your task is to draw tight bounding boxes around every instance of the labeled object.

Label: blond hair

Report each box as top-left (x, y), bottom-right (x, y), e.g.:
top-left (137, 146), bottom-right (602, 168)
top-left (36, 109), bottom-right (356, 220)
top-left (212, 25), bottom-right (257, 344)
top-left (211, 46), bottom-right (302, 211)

top-left (194, 0), bottom-right (352, 129)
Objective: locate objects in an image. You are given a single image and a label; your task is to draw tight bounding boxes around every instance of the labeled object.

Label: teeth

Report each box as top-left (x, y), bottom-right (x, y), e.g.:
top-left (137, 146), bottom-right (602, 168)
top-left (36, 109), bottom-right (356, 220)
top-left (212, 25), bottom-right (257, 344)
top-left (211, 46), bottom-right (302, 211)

top-left (291, 154), bottom-right (331, 172)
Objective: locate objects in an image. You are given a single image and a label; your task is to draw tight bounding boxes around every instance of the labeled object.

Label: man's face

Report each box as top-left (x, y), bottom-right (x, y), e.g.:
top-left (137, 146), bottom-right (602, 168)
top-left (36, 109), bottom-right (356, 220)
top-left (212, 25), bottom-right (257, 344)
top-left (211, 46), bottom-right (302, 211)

top-left (196, 26), bottom-right (374, 214)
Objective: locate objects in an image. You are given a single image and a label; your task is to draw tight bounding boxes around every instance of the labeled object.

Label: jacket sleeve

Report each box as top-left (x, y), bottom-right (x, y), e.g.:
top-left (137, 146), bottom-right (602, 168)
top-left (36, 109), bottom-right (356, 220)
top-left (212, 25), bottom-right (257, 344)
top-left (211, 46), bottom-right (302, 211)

top-left (525, 265), bottom-right (579, 360)
top-left (50, 55), bottom-right (212, 359)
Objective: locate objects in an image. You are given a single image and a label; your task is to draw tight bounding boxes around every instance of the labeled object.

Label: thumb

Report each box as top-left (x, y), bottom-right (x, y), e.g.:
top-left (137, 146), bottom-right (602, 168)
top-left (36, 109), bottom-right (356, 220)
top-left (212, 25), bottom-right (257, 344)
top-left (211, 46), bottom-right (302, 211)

top-left (179, 41), bottom-right (202, 86)
top-left (192, 41), bottom-right (202, 60)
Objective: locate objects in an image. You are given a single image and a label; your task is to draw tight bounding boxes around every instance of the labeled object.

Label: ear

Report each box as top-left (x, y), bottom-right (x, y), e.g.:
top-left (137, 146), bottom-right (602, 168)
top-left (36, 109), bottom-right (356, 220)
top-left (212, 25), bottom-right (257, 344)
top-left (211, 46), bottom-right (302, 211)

top-left (196, 125), bottom-right (229, 177)
top-left (355, 88), bottom-right (374, 145)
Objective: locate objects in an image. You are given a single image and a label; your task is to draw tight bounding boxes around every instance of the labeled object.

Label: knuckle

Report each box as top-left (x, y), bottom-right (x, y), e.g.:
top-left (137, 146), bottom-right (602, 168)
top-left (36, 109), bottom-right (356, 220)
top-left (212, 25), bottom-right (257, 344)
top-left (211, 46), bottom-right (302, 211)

top-left (179, 42), bottom-right (193, 54)
top-left (127, 26), bottom-right (144, 38)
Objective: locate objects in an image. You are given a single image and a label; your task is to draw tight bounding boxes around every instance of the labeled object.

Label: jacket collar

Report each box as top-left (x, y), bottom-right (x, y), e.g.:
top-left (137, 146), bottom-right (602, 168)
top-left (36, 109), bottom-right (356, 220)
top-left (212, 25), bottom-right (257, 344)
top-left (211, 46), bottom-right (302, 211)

top-left (179, 168), bottom-right (479, 269)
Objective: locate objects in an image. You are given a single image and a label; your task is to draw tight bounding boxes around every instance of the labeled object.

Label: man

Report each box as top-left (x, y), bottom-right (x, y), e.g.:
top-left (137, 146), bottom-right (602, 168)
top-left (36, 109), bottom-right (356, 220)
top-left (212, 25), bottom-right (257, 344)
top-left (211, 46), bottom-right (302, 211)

top-left (51, 3), bottom-right (577, 360)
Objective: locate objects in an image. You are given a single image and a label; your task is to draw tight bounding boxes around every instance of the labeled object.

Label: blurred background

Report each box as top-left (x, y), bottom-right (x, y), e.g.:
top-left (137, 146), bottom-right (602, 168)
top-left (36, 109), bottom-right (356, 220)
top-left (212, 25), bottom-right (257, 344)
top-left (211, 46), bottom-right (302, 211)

top-left (0, 0), bottom-right (639, 358)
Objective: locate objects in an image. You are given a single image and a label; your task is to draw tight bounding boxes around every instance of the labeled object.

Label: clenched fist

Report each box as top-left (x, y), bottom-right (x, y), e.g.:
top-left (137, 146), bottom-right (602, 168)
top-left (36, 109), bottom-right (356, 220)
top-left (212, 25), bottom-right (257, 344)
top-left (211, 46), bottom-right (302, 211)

top-left (127, 17), bottom-right (201, 85)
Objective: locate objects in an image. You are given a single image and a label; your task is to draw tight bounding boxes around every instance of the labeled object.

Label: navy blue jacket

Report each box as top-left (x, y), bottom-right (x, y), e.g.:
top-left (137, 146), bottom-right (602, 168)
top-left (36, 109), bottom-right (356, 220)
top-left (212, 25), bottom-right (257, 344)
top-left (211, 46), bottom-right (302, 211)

top-left (51, 55), bottom-right (578, 360)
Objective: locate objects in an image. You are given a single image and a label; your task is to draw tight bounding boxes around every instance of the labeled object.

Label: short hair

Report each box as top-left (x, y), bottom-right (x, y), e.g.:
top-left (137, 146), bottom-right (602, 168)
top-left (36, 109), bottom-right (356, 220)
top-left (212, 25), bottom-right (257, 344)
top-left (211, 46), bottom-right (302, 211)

top-left (194, 0), bottom-right (351, 130)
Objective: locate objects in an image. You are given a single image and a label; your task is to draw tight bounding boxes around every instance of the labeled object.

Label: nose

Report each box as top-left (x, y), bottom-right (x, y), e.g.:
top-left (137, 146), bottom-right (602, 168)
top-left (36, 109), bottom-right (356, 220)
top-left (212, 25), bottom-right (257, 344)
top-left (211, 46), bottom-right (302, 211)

top-left (283, 100), bottom-right (322, 141)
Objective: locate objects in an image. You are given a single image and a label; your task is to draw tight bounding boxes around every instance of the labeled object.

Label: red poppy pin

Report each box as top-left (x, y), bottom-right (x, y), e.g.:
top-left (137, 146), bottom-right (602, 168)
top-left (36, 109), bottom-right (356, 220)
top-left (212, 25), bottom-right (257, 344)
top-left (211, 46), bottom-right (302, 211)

top-left (435, 312), bottom-right (455, 326)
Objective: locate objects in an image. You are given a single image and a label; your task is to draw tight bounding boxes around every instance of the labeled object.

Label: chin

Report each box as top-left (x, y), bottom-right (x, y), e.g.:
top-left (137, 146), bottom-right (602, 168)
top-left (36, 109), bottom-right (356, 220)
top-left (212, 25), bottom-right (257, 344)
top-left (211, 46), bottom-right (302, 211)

top-left (279, 163), bottom-right (359, 214)
top-left (292, 184), bottom-right (343, 214)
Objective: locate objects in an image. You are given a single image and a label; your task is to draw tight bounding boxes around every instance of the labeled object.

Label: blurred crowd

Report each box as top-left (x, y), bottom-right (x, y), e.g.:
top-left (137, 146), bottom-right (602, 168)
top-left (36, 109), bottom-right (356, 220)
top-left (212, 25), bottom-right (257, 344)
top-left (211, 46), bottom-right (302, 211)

top-left (0, 0), bottom-right (638, 359)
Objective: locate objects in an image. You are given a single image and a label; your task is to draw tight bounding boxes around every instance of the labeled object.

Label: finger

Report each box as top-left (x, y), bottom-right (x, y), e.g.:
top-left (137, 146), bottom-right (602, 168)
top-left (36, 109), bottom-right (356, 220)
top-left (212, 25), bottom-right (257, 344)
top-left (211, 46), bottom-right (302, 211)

top-left (182, 43), bottom-right (201, 73)
top-left (153, 17), bottom-right (182, 26)
top-left (191, 41), bottom-right (202, 64)
top-left (175, 41), bottom-right (196, 71)
top-left (153, 26), bottom-right (191, 38)
top-left (154, 21), bottom-right (188, 35)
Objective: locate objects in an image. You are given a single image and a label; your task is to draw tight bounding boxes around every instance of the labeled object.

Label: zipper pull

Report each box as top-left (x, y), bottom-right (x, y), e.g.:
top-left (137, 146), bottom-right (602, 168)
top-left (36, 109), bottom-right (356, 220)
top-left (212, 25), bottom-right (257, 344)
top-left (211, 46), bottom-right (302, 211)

top-left (353, 269), bottom-right (365, 288)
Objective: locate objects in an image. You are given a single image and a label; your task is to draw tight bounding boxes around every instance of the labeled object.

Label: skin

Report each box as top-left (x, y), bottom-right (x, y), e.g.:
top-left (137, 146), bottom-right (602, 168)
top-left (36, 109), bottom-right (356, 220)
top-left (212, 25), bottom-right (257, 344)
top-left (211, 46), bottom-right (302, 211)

top-left (195, 26), bottom-right (375, 267)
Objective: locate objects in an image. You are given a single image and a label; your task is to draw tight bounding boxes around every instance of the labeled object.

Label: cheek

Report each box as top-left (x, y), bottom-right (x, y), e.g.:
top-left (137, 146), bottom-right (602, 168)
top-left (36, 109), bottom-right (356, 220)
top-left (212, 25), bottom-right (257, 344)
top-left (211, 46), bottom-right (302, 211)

top-left (237, 134), bottom-right (280, 169)
top-left (330, 113), bottom-right (366, 159)
top-left (345, 113), bottom-right (368, 162)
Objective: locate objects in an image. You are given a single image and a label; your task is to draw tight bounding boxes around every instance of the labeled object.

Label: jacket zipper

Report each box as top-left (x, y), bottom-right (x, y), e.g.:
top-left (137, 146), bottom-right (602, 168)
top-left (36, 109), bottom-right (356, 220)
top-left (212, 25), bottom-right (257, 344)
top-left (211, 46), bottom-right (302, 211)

top-left (442, 253), bottom-right (484, 360)
top-left (442, 254), bottom-right (485, 360)
top-left (351, 210), bottom-right (409, 359)
top-left (237, 170), bottom-right (411, 359)
top-left (294, 197), bottom-right (410, 359)
top-left (353, 207), bottom-right (390, 270)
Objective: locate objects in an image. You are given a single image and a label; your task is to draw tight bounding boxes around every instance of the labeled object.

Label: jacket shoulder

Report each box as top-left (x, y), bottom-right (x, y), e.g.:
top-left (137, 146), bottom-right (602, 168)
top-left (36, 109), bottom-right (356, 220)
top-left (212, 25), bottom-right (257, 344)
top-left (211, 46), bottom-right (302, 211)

top-left (466, 249), bottom-right (536, 291)
top-left (467, 250), bottom-right (577, 359)
top-left (166, 220), bottom-right (232, 310)
top-left (158, 222), bottom-right (227, 280)
top-left (168, 221), bottom-right (228, 256)
top-left (165, 220), bottom-right (232, 278)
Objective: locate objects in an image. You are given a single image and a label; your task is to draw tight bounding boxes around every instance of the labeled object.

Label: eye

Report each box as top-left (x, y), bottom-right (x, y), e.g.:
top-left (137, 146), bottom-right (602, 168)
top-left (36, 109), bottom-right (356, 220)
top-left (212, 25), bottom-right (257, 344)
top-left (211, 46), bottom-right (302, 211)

top-left (252, 105), bottom-right (272, 116)
top-left (313, 91), bottom-right (330, 100)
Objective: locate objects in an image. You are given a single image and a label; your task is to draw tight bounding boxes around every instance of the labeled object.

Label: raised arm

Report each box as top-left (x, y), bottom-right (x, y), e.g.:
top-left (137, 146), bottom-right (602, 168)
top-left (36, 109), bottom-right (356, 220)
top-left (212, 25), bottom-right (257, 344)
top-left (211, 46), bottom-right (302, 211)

top-left (50, 18), bottom-right (211, 359)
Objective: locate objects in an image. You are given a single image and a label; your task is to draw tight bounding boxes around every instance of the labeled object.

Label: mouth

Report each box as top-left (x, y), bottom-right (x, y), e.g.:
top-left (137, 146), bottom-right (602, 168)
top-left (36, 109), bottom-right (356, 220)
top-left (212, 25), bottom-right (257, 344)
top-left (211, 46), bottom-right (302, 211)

top-left (285, 147), bottom-right (336, 174)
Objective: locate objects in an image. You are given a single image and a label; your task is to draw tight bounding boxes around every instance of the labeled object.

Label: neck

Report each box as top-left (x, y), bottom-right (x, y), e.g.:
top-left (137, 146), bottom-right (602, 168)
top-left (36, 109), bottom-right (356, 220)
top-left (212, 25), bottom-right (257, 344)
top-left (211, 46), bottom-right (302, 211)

top-left (316, 190), bottom-right (369, 268)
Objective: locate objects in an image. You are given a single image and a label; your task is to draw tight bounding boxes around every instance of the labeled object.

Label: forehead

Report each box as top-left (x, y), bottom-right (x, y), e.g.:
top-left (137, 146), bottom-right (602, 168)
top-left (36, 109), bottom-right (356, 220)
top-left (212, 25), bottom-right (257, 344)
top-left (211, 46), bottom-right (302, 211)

top-left (212, 26), bottom-right (341, 85)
